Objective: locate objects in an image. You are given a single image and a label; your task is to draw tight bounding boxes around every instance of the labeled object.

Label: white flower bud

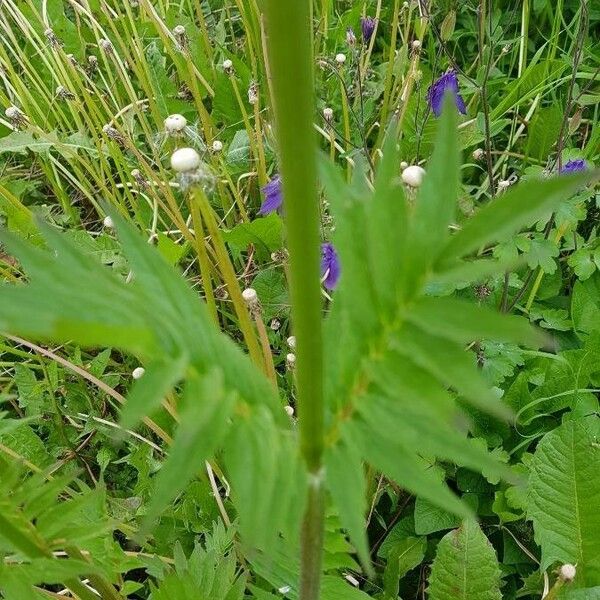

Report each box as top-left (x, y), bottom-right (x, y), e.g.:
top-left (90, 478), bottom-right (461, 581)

top-left (335, 53), bottom-right (346, 64)
top-left (412, 39), bottom-right (421, 49)
top-left (401, 165), bottom-right (426, 187)
top-left (287, 335), bottom-right (296, 349)
top-left (400, 161), bottom-right (409, 170)
top-left (559, 564), bottom-right (576, 583)
top-left (473, 148), bottom-right (485, 160)
top-left (5, 106), bottom-right (20, 119)
top-left (172, 25), bottom-right (186, 36)
top-left (212, 140), bottom-right (223, 152)
top-left (132, 367), bottom-right (145, 379)
top-left (242, 288), bottom-right (261, 316)
top-left (323, 107), bottom-right (333, 121)
top-left (170, 147), bottom-right (201, 173)
top-left (164, 113), bottom-right (187, 134)
top-left (103, 215), bottom-right (114, 228)
top-left (498, 179), bottom-right (511, 190)
top-left (222, 59), bottom-right (233, 73)
top-left (99, 38), bottom-right (113, 53)
top-left (278, 586), bottom-right (291, 595)
top-left (284, 405), bottom-right (294, 417)
top-left (286, 353), bottom-right (296, 370)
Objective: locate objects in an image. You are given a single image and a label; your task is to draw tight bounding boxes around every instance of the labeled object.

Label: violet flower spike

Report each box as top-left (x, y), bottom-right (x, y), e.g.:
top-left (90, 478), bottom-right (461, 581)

top-left (560, 159), bottom-right (587, 174)
top-left (258, 175), bottom-right (283, 215)
top-left (427, 70), bottom-right (467, 117)
top-left (321, 242), bottom-right (340, 290)
top-left (361, 17), bottom-right (376, 44)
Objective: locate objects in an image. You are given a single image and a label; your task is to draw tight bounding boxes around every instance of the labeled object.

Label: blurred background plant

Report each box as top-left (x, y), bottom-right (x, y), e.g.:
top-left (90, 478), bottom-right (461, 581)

top-left (0, 0), bottom-right (599, 598)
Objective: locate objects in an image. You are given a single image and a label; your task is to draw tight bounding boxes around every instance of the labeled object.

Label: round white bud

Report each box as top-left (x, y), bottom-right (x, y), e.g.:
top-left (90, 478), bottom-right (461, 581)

top-left (412, 39), bottom-right (421, 49)
top-left (222, 59), bottom-right (233, 71)
top-left (473, 148), bottom-right (485, 160)
top-left (164, 113), bottom-right (187, 134)
top-left (103, 215), bottom-right (114, 228)
top-left (173, 25), bottom-right (186, 36)
top-left (242, 288), bottom-right (258, 303)
top-left (401, 165), bottom-right (426, 187)
top-left (400, 161), bottom-right (409, 170)
top-left (286, 353), bottom-right (296, 369)
top-left (559, 564), bottom-right (576, 583)
top-left (335, 53), bottom-right (346, 64)
top-left (323, 107), bottom-right (333, 121)
top-left (287, 335), bottom-right (296, 349)
top-left (131, 168), bottom-right (140, 178)
top-left (132, 366), bottom-right (145, 379)
top-left (498, 179), bottom-right (511, 190)
top-left (284, 405), bottom-right (294, 417)
top-left (212, 140), bottom-right (223, 152)
top-left (170, 147), bottom-right (201, 172)
top-left (5, 106), bottom-right (20, 119)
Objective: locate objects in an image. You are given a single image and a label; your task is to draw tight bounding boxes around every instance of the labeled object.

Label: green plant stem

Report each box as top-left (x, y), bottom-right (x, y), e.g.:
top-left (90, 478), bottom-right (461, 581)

top-left (262, 1), bottom-right (324, 599)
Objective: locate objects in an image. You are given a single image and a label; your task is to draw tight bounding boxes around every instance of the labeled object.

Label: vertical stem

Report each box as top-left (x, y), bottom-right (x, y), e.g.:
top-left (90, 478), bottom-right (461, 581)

top-left (262, 1), bottom-right (324, 599)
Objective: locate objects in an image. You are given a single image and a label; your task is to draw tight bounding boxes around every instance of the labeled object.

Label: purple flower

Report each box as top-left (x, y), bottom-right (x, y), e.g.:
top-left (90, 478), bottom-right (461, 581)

top-left (560, 159), bottom-right (587, 174)
top-left (361, 17), bottom-right (376, 43)
top-left (321, 242), bottom-right (340, 290)
top-left (427, 70), bottom-right (467, 117)
top-left (258, 176), bottom-right (282, 215)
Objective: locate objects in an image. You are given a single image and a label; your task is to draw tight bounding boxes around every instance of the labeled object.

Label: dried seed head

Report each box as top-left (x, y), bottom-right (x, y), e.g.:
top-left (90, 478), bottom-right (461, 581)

top-left (164, 113), bottom-right (187, 135)
top-left (242, 287), bottom-right (261, 316)
top-left (131, 168), bottom-right (148, 188)
top-left (323, 107), bottom-right (334, 122)
top-left (103, 215), bottom-right (114, 228)
top-left (102, 124), bottom-right (127, 147)
top-left (45, 28), bottom-right (62, 49)
top-left (4, 105), bottom-right (27, 129)
top-left (99, 38), bottom-right (114, 54)
top-left (335, 53), bottom-right (347, 65)
top-left (270, 318), bottom-right (281, 331)
top-left (222, 59), bottom-right (234, 74)
top-left (286, 353), bottom-right (296, 370)
top-left (211, 139), bottom-right (223, 152)
top-left (401, 165), bottom-right (426, 187)
top-left (559, 564), bottom-right (576, 583)
top-left (173, 25), bottom-right (188, 51)
top-left (472, 148), bottom-right (485, 160)
top-left (170, 147), bottom-right (201, 173)
top-left (56, 85), bottom-right (75, 100)
top-left (248, 82), bottom-right (259, 105)
top-left (86, 55), bottom-right (98, 75)
top-left (132, 366), bottom-right (145, 380)
top-left (177, 83), bottom-right (193, 101)
top-left (497, 179), bottom-right (511, 191)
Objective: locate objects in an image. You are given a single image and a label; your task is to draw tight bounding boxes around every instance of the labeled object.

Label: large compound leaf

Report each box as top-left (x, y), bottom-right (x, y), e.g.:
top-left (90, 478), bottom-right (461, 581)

top-left (428, 520), bottom-right (502, 600)
top-left (528, 418), bottom-right (600, 587)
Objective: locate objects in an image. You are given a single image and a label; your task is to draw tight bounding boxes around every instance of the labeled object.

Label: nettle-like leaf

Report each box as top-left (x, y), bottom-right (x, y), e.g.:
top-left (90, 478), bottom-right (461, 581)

top-left (320, 100), bottom-right (596, 564)
top-left (0, 214), bottom-right (299, 555)
top-left (528, 417), bottom-right (600, 587)
top-left (427, 520), bottom-right (502, 600)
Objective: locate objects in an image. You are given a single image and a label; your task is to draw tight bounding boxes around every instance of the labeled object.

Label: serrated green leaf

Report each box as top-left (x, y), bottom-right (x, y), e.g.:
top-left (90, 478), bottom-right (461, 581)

top-left (428, 520), bottom-right (502, 600)
top-left (439, 171), bottom-right (598, 264)
top-left (528, 418), bottom-right (600, 586)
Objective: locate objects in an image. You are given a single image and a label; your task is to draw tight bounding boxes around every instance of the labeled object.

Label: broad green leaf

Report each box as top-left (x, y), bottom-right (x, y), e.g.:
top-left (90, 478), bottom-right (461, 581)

top-left (572, 273), bottom-right (600, 337)
top-left (439, 171), bottom-right (598, 263)
top-left (119, 354), bottom-right (189, 430)
top-left (224, 214), bottom-right (284, 261)
top-left (407, 296), bottom-right (544, 347)
top-left (325, 436), bottom-right (371, 573)
top-left (428, 520), bottom-right (502, 600)
top-left (528, 418), bottom-right (600, 586)
top-left (145, 370), bottom-right (234, 526)
top-left (383, 536), bottom-right (426, 598)
top-left (414, 498), bottom-right (461, 535)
